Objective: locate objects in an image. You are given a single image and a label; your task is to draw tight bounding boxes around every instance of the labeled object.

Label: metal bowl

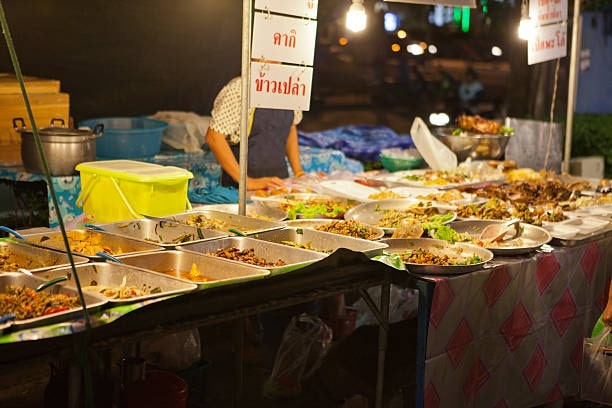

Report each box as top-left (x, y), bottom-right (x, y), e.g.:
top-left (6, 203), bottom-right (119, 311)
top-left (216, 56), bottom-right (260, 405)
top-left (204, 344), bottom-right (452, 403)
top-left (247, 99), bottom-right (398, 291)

top-left (438, 132), bottom-right (513, 161)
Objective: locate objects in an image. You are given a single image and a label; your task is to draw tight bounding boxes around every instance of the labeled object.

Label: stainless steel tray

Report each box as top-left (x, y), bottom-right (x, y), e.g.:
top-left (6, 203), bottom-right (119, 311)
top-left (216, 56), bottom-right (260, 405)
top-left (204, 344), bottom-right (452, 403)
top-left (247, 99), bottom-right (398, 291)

top-left (254, 227), bottom-right (388, 258)
top-left (177, 236), bottom-right (327, 275)
top-left (117, 250), bottom-right (270, 288)
top-left (379, 238), bottom-right (493, 275)
top-left (168, 210), bottom-right (286, 235)
top-left (193, 203), bottom-right (287, 221)
top-left (449, 220), bottom-right (552, 255)
top-left (0, 272), bottom-right (107, 330)
top-left (95, 219), bottom-right (228, 248)
top-left (21, 229), bottom-right (165, 260)
top-left (0, 238), bottom-right (89, 273)
top-left (284, 219), bottom-right (385, 240)
top-left (344, 199), bottom-right (456, 235)
top-left (35, 262), bottom-right (197, 303)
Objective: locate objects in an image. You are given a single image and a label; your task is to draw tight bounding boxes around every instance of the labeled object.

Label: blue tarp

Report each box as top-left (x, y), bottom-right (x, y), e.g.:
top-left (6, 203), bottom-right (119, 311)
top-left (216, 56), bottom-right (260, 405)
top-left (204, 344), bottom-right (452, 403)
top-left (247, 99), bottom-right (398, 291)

top-left (298, 125), bottom-right (415, 163)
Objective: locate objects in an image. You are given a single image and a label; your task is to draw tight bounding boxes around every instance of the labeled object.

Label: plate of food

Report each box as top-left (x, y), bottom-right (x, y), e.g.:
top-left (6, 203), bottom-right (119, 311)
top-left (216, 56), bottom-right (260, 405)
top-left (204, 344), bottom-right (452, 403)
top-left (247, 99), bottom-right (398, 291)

top-left (379, 238), bottom-right (493, 275)
top-left (448, 219), bottom-right (552, 255)
top-left (252, 193), bottom-right (361, 220)
top-left (344, 199), bottom-right (456, 235)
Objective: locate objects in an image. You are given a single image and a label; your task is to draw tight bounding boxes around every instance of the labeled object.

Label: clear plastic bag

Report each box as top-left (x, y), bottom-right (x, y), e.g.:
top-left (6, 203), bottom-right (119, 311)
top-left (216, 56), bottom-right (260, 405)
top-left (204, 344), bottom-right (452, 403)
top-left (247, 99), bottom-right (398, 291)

top-left (581, 325), bottom-right (612, 405)
top-left (263, 314), bottom-right (333, 399)
top-left (352, 285), bottom-right (419, 328)
top-left (139, 329), bottom-right (202, 371)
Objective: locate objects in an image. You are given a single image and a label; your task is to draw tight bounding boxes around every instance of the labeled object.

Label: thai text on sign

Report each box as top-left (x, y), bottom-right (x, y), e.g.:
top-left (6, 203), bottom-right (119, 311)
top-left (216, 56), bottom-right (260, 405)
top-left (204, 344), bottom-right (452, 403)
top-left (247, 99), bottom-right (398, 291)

top-left (251, 12), bottom-right (317, 66)
top-left (250, 62), bottom-right (313, 111)
top-left (254, 0), bottom-right (318, 19)
top-left (528, 22), bottom-right (567, 65)
top-left (529, 0), bottom-right (567, 26)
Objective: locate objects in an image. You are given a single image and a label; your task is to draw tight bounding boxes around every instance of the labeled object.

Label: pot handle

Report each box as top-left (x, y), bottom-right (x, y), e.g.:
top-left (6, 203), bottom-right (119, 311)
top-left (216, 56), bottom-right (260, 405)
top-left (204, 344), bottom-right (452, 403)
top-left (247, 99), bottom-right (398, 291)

top-left (12, 117), bottom-right (26, 130)
top-left (50, 118), bottom-right (66, 128)
top-left (92, 124), bottom-right (104, 138)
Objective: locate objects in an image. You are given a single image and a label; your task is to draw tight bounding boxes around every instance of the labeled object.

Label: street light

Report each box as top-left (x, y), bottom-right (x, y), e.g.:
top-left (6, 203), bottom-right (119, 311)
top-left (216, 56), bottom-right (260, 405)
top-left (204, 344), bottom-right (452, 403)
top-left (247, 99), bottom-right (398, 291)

top-left (346, 0), bottom-right (367, 32)
top-left (518, 0), bottom-right (535, 40)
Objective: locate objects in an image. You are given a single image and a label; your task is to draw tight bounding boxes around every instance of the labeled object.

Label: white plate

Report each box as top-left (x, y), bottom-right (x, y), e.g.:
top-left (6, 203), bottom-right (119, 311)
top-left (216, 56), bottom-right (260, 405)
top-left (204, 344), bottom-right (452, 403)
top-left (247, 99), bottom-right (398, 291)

top-left (318, 180), bottom-right (380, 202)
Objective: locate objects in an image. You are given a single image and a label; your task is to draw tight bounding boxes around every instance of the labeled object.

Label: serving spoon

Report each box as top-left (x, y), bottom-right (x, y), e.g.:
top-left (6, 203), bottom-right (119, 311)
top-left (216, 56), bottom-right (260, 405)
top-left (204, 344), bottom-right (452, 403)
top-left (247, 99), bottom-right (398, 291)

top-left (479, 218), bottom-right (521, 243)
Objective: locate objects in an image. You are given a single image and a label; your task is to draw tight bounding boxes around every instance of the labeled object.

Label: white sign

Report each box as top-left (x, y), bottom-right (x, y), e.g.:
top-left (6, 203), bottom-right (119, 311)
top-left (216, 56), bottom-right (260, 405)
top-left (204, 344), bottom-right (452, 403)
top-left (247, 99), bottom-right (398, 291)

top-left (252, 12), bottom-right (317, 66)
top-left (254, 0), bottom-right (318, 19)
top-left (529, 0), bottom-right (567, 26)
top-left (528, 22), bottom-right (567, 65)
top-left (384, 0), bottom-right (476, 8)
top-left (250, 62), bottom-right (313, 111)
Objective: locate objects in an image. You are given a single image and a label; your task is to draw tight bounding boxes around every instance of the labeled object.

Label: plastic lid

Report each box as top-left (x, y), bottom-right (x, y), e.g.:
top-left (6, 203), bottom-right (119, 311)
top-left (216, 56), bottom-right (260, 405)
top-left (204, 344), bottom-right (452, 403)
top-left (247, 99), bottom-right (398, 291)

top-left (410, 117), bottom-right (457, 171)
top-left (75, 160), bottom-right (193, 182)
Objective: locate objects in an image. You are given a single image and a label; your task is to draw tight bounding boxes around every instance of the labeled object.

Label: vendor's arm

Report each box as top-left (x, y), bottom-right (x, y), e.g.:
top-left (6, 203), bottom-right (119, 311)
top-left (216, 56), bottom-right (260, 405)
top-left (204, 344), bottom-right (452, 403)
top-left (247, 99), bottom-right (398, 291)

top-left (285, 124), bottom-right (304, 177)
top-left (603, 281), bottom-right (612, 327)
top-left (205, 127), bottom-right (286, 190)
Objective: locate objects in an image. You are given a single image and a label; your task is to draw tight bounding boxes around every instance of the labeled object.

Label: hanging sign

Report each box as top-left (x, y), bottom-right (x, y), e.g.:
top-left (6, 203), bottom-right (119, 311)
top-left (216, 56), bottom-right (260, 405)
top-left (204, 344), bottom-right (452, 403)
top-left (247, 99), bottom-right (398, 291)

top-left (250, 62), bottom-right (313, 111)
top-left (528, 22), bottom-right (567, 65)
top-left (383, 0), bottom-right (477, 8)
top-left (254, 0), bottom-right (318, 19)
top-left (252, 12), bottom-right (317, 66)
top-left (529, 0), bottom-right (567, 26)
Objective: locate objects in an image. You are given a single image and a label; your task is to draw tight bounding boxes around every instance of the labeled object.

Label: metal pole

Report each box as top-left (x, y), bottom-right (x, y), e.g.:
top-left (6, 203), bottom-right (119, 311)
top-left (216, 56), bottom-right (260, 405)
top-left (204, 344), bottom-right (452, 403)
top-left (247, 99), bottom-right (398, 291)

top-left (563, 0), bottom-right (581, 174)
top-left (239, 0), bottom-right (252, 216)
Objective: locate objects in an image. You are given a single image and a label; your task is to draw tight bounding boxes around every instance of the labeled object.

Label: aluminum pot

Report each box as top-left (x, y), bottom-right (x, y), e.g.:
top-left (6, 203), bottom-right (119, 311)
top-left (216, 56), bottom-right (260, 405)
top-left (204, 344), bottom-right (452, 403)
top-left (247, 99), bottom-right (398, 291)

top-left (14, 117), bottom-right (104, 176)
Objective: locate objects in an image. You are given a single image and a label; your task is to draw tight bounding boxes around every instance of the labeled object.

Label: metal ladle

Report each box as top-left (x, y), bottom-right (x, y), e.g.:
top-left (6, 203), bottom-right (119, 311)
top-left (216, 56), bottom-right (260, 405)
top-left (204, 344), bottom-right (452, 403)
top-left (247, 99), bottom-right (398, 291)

top-left (479, 218), bottom-right (521, 243)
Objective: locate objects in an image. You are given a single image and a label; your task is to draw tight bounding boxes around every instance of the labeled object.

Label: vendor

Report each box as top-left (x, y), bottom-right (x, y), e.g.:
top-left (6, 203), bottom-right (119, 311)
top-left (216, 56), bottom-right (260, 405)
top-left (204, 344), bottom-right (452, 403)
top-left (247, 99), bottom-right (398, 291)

top-left (205, 76), bottom-right (305, 191)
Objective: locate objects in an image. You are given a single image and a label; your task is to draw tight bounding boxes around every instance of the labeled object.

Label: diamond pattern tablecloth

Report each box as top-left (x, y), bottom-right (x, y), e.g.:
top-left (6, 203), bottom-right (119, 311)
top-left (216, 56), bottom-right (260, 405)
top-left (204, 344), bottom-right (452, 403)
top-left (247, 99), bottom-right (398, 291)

top-left (419, 236), bottom-right (612, 408)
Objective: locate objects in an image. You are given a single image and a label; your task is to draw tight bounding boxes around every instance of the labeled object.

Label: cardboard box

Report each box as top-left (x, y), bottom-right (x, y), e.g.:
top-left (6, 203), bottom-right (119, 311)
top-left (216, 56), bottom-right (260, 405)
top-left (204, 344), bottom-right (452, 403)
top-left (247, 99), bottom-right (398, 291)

top-left (0, 73), bottom-right (70, 166)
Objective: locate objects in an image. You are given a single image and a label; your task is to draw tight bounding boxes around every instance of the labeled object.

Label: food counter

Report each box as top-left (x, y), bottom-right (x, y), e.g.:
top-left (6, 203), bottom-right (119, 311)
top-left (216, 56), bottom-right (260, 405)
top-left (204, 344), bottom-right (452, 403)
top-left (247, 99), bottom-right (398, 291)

top-left (1, 161), bottom-right (611, 408)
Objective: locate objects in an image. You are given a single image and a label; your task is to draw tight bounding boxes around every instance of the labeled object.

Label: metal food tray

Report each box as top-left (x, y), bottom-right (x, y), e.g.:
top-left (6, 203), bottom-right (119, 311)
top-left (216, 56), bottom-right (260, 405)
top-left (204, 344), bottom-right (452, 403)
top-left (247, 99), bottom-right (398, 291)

top-left (379, 238), bottom-right (493, 275)
top-left (344, 199), bottom-right (457, 235)
top-left (449, 220), bottom-right (552, 255)
top-left (176, 236), bottom-right (327, 276)
top-left (35, 262), bottom-right (197, 303)
top-left (168, 210), bottom-right (286, 235)
top-left (0, 272), bottom-right (107, 331)
top-left (21, 229), bottom-right (165, 260)
top-left (117, 250), bottom-right (270, 289)
top-left (254, 227), bottom-right (388, 258)
top-left (0, 238), bottom-right (89, 273)
top-left (193, 203), bottom-right (288, 221)
top-left (95, 218), bottom-right (228, 248)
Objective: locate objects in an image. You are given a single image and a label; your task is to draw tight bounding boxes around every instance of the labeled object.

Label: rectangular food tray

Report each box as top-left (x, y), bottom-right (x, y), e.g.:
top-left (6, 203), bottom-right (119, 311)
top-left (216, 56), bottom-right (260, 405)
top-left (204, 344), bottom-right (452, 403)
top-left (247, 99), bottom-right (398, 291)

top-left (21, 229), bottom-right (165, 260)
top-left (94, 218), bottom-right (228, 248)
top-left (117, 250), bottom-right (270, 289)
top-left (253, 227), bottom-right (388, 258)
top-left (0, 272), bottom-right (107, 331)
top-left (176, 236), bottom-right (327, 276)
top-left (0, 238), bottom-right (89, 273)
top-left (34, 262), bottom-right (197, 304)
top-left (168, 210), bottom-right (286, 235)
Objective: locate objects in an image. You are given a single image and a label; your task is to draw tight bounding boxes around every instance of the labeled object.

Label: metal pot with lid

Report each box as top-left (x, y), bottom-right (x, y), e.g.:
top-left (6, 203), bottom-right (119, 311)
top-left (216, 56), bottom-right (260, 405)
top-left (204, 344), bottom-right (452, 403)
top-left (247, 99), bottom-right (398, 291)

top-left (14, 117), bottom-right (104, 176)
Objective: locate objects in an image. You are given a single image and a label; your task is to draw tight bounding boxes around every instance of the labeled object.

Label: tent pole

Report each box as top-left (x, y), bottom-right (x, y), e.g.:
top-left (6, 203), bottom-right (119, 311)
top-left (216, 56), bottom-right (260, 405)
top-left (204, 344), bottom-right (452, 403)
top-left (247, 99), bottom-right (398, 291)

top-left (563, 0), bottom-right (581, 174)
top-left (239, 0), bottom-right (252, 215)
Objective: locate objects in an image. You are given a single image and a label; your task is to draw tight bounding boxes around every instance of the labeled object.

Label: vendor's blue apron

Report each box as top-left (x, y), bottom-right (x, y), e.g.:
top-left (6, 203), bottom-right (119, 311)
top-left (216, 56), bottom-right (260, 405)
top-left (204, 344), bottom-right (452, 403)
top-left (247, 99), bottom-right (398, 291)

top-left (220, 108), bottom-right (293, 188)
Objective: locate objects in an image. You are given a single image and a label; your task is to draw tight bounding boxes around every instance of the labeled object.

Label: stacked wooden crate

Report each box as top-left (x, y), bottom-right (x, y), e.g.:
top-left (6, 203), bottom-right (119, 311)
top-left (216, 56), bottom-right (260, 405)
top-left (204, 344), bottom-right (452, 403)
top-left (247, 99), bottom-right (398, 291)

top-left (0, 73), bottom-right (70, 166)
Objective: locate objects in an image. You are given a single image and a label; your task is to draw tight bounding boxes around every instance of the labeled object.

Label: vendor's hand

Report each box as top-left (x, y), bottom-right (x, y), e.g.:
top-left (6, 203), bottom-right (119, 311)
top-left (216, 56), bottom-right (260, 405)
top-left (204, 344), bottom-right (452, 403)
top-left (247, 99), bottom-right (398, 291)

top-left (246, 176), bottom-right (286, 191)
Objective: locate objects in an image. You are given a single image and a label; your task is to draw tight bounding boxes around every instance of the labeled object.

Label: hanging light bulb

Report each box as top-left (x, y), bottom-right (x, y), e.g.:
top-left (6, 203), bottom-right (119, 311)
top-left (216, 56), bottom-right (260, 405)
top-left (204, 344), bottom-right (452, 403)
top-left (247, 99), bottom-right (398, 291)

top-left (517, 0), bottom-right (535, 40)
top-left (346, 0), bottom-right (367, 32)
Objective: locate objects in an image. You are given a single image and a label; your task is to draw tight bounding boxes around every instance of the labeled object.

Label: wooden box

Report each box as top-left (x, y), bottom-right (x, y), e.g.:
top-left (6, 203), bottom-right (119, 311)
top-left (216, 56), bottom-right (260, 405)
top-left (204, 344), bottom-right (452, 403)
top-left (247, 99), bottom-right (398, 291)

top-left (0, 74), bottom-right (70, 166)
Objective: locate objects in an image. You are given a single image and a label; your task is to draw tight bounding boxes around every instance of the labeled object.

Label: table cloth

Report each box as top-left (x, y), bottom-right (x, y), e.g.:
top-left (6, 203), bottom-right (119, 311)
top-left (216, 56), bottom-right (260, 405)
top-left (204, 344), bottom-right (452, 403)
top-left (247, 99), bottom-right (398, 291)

top-left (416, 235), bottom-right (611, 408)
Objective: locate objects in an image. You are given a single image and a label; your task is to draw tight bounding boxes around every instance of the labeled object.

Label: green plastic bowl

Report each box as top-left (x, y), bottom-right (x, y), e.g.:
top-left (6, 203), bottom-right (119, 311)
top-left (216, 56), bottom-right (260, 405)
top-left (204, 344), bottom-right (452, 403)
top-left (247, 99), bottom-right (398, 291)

top-left (379, 149), bottom-right (424, 172)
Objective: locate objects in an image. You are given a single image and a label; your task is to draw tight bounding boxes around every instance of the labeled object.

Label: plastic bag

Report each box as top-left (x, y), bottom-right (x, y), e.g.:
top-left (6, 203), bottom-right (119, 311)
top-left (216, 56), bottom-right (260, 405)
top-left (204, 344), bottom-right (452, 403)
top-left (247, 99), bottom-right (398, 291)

top-left (263, 314), bottom-right (333, 399)
top-left (581, 324), bottom-right (612, 405)
top-left (139, 329), bottom-right (202, 371)
top-left (150, 111), bottom-right (210, 153)
top-left (351, 285), bottom-right (419, 328)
